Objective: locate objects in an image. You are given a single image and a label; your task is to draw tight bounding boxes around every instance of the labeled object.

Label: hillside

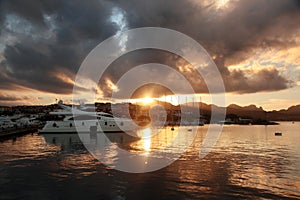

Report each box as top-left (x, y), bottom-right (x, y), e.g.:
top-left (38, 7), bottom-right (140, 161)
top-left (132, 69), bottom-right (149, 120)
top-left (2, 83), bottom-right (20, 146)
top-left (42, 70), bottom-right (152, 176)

top-left (200, 103), bottom-right (300, 121)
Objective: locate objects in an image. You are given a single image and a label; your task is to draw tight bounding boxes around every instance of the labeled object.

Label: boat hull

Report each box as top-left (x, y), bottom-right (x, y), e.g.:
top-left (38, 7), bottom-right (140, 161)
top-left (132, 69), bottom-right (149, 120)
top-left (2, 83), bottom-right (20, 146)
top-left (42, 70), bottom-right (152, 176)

top-left (38, 119), bottom-right (138, 134)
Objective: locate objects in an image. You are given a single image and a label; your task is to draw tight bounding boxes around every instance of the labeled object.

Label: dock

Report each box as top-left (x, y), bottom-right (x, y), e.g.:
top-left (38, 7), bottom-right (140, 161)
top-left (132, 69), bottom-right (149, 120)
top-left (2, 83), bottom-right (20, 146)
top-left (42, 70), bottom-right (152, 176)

top-left (0, 127), bottom-right (39, 140)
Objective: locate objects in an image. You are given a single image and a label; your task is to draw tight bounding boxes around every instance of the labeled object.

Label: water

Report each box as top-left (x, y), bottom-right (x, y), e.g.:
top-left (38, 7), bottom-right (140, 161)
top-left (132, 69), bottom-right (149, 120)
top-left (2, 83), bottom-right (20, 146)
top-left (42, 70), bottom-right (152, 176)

top-left (0, 122), bottom-right (299, 199)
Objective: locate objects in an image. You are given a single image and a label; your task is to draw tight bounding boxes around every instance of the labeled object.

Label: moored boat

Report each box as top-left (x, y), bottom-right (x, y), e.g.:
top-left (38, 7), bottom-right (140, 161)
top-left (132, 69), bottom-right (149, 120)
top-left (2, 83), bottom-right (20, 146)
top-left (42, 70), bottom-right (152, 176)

top-left (38, 101), bottom-right (138, 134)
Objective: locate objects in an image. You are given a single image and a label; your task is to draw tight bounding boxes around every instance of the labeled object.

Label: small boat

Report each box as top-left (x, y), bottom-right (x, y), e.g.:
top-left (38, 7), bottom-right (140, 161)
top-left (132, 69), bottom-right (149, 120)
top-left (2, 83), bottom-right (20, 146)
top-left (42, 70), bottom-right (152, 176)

top-left (275, 132), bottom-right (282, 136)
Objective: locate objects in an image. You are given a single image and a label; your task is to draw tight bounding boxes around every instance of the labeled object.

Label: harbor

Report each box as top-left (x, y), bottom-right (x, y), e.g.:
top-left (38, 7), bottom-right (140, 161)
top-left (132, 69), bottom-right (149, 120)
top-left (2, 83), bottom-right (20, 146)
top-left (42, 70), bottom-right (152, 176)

top-left (1, 0), bottom-right (300, 199)
top-left (0, 100), bottom-right (295, 139)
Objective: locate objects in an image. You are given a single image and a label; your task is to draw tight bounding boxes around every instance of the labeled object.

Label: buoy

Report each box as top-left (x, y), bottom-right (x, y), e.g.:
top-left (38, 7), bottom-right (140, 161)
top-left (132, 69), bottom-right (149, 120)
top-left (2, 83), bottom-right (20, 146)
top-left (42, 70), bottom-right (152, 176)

top-left (275, 132), bottom-right (282, 136)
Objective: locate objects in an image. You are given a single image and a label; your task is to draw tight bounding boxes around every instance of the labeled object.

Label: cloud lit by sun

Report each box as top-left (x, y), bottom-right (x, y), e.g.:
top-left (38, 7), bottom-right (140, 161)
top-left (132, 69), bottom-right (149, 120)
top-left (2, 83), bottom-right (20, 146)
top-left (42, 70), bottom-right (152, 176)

top-left (215, 0), bottom-right (230, 9)
top-left (192, 0), bottom-right (231, 10)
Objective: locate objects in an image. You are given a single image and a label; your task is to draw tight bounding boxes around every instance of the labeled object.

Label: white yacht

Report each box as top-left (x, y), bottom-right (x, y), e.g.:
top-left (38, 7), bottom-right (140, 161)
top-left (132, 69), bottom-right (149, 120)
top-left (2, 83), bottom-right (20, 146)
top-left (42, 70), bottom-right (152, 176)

top-left (38, 101), bottom-right (138, 134)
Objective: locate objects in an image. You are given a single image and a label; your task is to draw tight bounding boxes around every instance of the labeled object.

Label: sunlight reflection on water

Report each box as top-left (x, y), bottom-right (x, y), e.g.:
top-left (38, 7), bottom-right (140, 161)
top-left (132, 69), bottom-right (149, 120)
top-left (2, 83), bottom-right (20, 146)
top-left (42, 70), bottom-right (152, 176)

top-left (0, 122), bottom-right (299, 199)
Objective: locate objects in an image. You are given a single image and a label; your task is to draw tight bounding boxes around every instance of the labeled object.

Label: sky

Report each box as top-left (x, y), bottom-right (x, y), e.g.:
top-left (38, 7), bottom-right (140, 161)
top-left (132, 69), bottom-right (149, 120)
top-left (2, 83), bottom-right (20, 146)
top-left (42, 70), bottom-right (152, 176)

top-left (0, 0), bottom-right (299, 110)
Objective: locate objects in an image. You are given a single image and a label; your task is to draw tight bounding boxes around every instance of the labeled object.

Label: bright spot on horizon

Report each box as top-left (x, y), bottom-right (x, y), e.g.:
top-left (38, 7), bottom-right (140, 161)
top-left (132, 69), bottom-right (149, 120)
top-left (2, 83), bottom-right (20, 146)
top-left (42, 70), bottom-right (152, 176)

top-left (141, 96), bottom-right (154, 105)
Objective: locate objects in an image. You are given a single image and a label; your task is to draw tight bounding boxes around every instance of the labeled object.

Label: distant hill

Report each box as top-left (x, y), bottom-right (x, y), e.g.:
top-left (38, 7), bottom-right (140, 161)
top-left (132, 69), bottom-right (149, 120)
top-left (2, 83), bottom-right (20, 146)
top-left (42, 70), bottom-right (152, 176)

top-left (210, 103), bottom-right (299, 121)
top-left (226, 104), bottom-right (266, 120)
top-left (1, 101), bottom-right (299, 121)
top-left (267, 105), bottom-right (300, 121)
top-left (182, 102), bottom-right (300, 121)
top-left (125, 101), bottom-right (300, 121)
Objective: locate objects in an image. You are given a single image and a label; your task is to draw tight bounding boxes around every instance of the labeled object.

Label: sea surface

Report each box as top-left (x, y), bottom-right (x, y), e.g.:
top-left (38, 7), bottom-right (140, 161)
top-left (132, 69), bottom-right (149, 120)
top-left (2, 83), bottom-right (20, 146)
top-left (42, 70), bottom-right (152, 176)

top-left (0, 122), bottom-right (299, 199)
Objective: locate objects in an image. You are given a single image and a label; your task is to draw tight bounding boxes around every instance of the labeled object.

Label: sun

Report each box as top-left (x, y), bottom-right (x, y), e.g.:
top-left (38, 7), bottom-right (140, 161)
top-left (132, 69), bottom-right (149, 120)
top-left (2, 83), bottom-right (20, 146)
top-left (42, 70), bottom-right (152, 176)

top-left (141, 96), bottom-right (154, 104)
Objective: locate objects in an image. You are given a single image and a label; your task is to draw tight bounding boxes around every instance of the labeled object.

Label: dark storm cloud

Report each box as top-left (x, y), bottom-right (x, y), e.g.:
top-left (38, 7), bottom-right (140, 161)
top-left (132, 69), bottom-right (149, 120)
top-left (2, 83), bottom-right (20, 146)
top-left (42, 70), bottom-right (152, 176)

top-left (224, 68), bottom-right (292, 93)
top-left (1, 42), bottom-right (89, 94)
top-left (102, 0), bottom-right (299, 96)
top-left (99, 49), bottom-right (208, 96)
top-left (0, 0), bottom-right (299, 97)
top-left (54, 0), bottom-right (116, 44)
top-left (212, 0), bottom-right (300, 62)
top-left (0, 0), bottom-right (61, 26)
top-left (115, 0), bottom-right (300, 52)
top-left (0, 0), bottom-right (117, 94)
top-left (3, 43), bottom-right (73, 94)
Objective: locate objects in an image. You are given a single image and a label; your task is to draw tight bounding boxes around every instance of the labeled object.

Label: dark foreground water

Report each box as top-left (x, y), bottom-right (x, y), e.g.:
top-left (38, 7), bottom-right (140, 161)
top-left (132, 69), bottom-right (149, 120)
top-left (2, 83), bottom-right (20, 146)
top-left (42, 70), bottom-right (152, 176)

top-left (0, 122), bottom-right (299, 199)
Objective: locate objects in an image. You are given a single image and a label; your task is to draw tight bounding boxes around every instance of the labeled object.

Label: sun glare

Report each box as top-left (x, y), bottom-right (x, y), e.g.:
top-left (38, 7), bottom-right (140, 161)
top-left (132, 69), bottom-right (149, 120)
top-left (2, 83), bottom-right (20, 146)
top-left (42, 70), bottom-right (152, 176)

top-left (142, 127), bottom-right (152, 152)
top-left (141, 96), bottom-right (154, 104)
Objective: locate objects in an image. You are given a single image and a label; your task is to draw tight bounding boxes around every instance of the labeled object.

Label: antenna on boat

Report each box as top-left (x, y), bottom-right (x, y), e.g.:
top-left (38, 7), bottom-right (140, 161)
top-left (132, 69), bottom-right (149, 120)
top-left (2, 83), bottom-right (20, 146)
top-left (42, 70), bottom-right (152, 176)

top-left (170, 95), bottom-right (175, 131)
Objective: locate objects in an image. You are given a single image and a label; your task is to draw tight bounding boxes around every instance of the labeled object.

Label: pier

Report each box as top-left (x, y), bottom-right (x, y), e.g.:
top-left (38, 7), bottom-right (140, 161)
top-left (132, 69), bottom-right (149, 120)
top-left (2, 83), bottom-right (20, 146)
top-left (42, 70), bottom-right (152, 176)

top-left (0, 127), bottom-right (39, 140)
